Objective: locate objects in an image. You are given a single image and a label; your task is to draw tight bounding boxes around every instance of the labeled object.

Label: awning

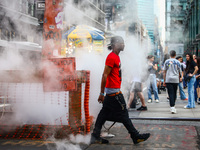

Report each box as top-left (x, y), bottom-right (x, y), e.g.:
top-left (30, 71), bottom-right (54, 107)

top-left (63, 25), bottom-right (105, 40)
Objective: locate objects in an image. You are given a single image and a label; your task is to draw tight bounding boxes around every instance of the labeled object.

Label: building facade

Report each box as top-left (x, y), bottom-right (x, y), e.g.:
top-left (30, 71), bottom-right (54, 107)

top-left (0, 0), bottom-right (106, 55)
top-left (0, 0), bottom-right (42, 69)
top-left (183, 0), bottom-right (200, 56)
top-left (63, 0), bottom-right (105, 32)
top-left (103, 0), bottom-right (150, 46)
top-left (137, 0), bottom-right (155, 45)
top-left (136, 0), bottom-right (163, 61)
top-left (165, 0), bottom-right (187, 56)
top-left (0, 0), bottom-right (40, 47)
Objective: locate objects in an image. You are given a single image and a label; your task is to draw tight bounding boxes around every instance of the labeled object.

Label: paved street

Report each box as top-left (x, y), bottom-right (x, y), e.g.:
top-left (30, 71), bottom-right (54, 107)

top-left (0, 89), bottom-right (200, 150)
top-left (86, 89), bottom-right (200, 150)
top-left (87, 122), bottom-right (200, 150)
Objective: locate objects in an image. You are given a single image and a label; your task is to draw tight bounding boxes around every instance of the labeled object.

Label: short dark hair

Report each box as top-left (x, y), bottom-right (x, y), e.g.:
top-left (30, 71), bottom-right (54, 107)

top-left (147, 55), bottom-right (154, 59)
top-left (170, 50), bottom-right (176, 57)
top-left (107, 36), bottom-right (124, 50)
top-left (176, 56), bottom-right (182, 60)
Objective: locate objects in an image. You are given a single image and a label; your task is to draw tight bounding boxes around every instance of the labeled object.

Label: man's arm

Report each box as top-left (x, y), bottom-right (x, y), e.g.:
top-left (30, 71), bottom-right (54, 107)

top-left (98, 65), bottom-right (112, 103)
top-left (179, 63), bottom-right (183, 82)
top-left (180, 71), bottom-right (183, 82)
top-left (163, 70), bottom-right (166, 86)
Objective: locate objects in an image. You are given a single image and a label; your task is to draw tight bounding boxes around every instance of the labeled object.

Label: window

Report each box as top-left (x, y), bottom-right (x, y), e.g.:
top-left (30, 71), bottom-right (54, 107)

top-left (179, 47), bottom-right (183, 54)
top-left (178, 5), bottom-right (183, 11)
top-left (171, 6), bottom-right (174, 11)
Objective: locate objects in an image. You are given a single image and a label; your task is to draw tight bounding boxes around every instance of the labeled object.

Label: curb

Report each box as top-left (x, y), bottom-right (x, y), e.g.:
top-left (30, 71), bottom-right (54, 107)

top-left (130, 117), bottom-right (200, 121)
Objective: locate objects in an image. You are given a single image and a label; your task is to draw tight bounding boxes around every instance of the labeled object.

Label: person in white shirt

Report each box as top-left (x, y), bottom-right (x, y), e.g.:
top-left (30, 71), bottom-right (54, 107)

top-left (163, 50), bottom-right (182, 114)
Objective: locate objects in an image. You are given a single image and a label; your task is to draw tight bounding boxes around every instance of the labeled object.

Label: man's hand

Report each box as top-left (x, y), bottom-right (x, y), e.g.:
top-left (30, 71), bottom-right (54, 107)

top-left (163, 81), bottom-right (166, 87)
top-left (98, 95), bottom-right (104, 104)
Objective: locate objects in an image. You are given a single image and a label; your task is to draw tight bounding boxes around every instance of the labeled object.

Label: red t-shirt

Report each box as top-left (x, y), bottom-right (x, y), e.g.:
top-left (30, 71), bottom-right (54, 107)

top-left (105, 52), bottom-right (122, 88)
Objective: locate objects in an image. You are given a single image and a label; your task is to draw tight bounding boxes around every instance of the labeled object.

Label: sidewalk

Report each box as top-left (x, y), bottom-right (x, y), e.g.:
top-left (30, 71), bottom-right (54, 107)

top-left (129, 88), bottom-right (200, 119)
top-left (86, 89), bottom-right (200, 150)
top-left (1, 89), bottom-right (200, 150)
top-left (87, 123), bottom-right (199, 150)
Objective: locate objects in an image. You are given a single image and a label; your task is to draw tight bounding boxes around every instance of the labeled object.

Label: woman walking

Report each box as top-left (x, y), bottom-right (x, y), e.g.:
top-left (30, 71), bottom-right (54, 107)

top-left (147, 55), bottom-right (159, 103)
top-left (176, 56), bottom-right (187, 100)
top-left (194, 57), bottom-right (200, 104)
top-left (184, 53), bottom-right (198, 109)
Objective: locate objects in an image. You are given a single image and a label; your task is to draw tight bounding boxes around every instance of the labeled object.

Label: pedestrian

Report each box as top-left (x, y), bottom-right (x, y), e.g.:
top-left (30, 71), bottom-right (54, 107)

top-left (193, 54), bottom-right (196, 62)
top-left (163, 50), bottom-right (182, 114)
top-left (176, 56), bottom-right (188, 100)
top-left (156, 66), bottom-right (162, 94)
top-left (90, 36), bottom-right (150, 145)
top-left (194, 57), bottom-right (200, 104)
top-left (163, 54), bottom-right (170, 100)
top-left (127, 77), bottom-right (147, 111)
top-left (178, 56), bottom-right (187, 89)
top-left (184, 53), bottom-right (198, 109)
top-left (147, 55), bottom-right (159, 103)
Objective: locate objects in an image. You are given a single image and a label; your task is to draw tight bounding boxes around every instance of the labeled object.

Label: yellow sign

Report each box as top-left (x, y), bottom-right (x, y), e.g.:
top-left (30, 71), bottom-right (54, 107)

top-left (93, 40), bottom-right (104, 52)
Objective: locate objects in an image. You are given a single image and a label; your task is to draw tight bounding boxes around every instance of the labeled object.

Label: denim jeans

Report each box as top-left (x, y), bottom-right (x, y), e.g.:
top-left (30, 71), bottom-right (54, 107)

top-left (187, 76), bottom-right (196, 108)
top-left (148, 74), bottom-right (159, 100)
top-left (179, 82), bottom-right (187, 100)
top-left (194, 79), bottom-right (200, 102)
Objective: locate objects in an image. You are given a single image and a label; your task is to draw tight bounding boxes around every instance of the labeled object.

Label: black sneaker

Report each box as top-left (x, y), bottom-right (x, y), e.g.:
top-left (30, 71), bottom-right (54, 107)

top-left (90, 133), bottom-right (109, 144)
top-left (137, 106), bottom-right (147, 111)
top-left (132, 133), bottom-right (150, 144)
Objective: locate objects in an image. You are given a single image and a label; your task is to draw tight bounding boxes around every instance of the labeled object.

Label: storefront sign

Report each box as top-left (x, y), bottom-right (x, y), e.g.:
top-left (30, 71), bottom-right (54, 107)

top-left (36, 1), bottom-right (45, 10)
top-left (93, 40), bottom-right (104, 52)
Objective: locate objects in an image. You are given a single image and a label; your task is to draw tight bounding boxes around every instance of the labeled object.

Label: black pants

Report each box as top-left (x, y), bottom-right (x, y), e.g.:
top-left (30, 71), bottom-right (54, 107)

top-left (92, 93), bottom-right (139, 138)
top-left (166, 83), bottom-right (178, 107)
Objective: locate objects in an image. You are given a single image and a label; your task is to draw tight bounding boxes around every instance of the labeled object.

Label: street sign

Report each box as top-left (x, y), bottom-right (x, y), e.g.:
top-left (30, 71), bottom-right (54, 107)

top-left (36, 1), bottom-right (45, 10)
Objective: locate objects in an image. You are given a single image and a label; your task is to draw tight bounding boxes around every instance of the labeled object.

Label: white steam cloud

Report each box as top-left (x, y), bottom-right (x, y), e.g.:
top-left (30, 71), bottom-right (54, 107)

top-left (46, 134), bottom-right (91, 150)
top-left (0, 1), bottom-right (149, 149)
top-left (0, 0), bottom-right (150, 125)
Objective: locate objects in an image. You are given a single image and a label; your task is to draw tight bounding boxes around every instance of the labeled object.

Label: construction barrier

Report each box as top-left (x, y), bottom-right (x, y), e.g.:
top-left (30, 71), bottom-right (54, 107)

top-left (0, 69), bottom-right (91, 139)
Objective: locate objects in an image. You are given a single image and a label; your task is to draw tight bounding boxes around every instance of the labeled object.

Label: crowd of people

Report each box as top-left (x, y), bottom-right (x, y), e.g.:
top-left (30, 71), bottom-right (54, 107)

top-left (162, 52), bottom-right (200, 111)
top-left (127, 50), bottom-right (200, 114)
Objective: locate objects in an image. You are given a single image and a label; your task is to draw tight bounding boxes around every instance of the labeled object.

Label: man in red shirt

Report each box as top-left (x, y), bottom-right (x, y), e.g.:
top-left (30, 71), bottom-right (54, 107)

top-left (90, 36), bottom-right (150, 144)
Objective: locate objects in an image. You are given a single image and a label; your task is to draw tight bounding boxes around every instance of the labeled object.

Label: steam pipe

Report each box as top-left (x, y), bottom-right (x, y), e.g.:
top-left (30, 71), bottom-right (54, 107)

top-left (84, 71), bottom-right (90, 133)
